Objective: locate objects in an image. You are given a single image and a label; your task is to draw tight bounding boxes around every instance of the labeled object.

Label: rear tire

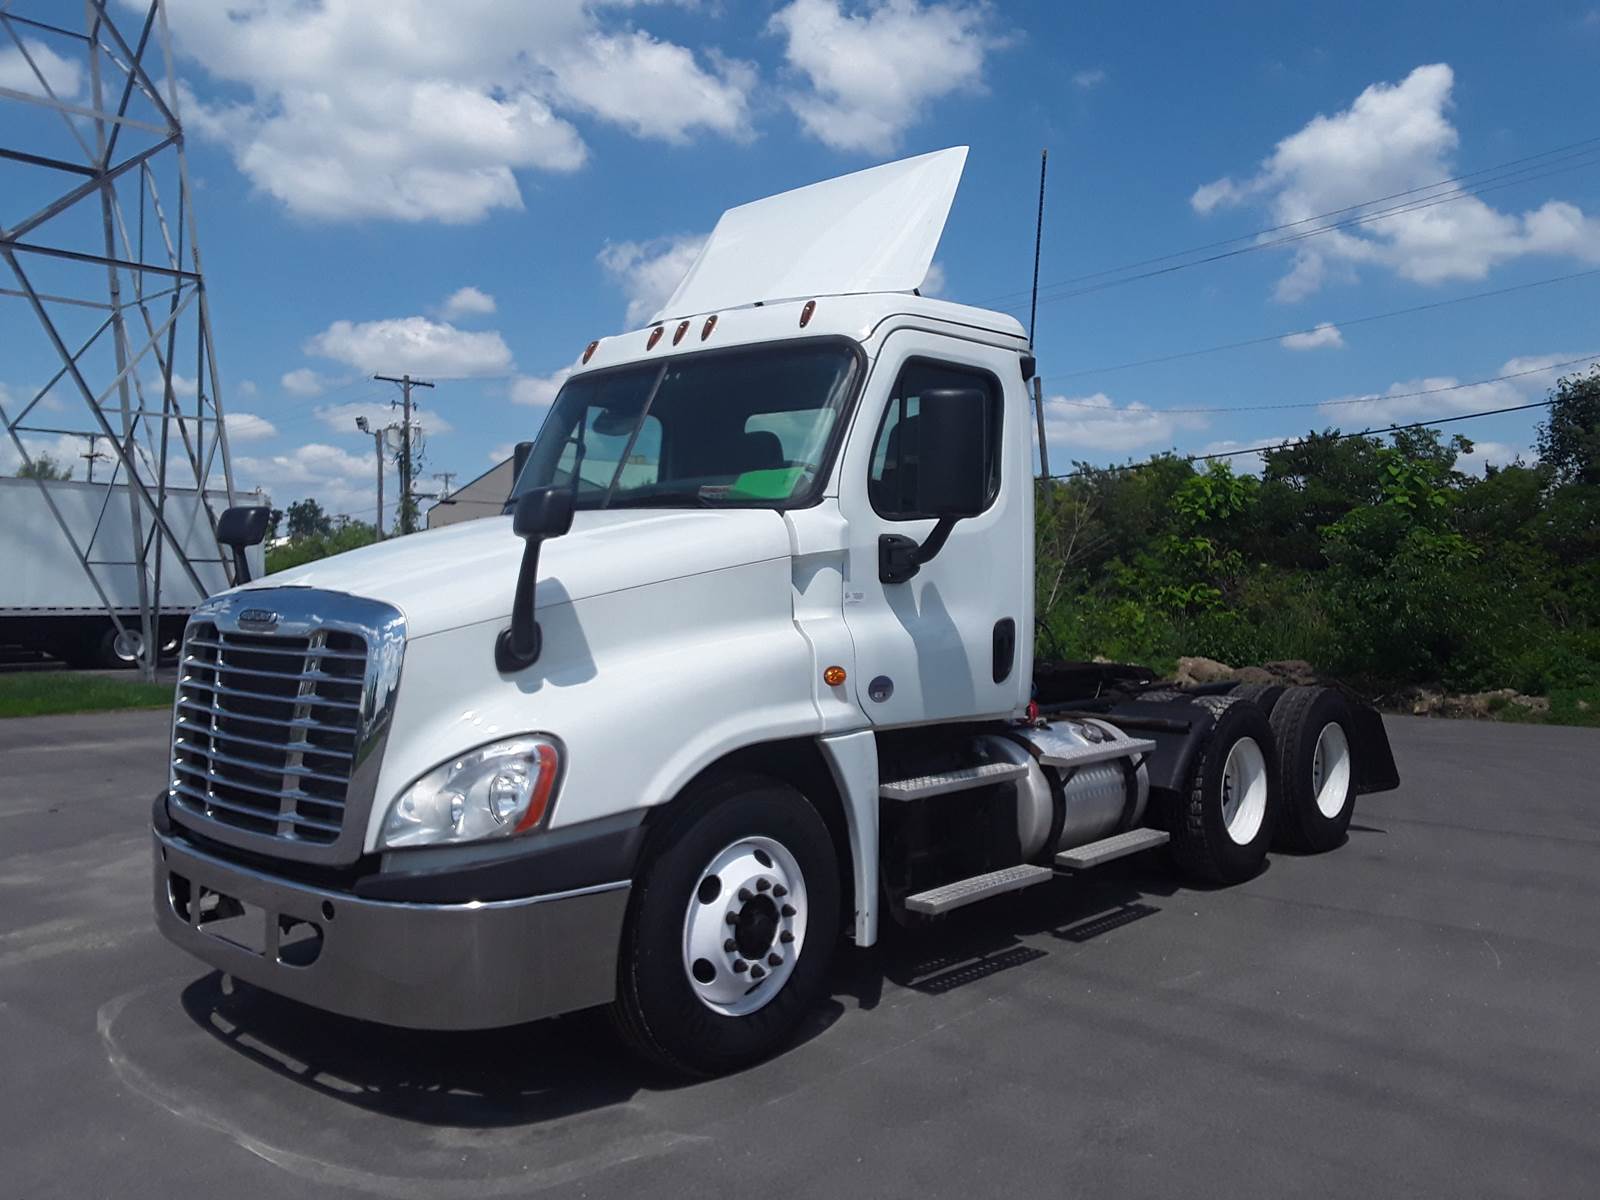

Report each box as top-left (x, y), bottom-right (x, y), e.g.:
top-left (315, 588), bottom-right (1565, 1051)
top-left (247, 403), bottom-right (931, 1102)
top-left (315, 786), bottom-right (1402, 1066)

top-left (1269, 686), bottom-right (1357, 853)
top-left (1169, 695), bottom-right (1276, 885)
top-left (610, 773), bottom-right (840, 1077)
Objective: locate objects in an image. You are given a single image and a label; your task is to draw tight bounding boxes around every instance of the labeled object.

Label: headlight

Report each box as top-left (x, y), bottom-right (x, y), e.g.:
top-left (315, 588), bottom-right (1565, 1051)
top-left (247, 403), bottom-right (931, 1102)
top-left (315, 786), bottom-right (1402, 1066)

top-left (380, 736), bottom-right (561, 849)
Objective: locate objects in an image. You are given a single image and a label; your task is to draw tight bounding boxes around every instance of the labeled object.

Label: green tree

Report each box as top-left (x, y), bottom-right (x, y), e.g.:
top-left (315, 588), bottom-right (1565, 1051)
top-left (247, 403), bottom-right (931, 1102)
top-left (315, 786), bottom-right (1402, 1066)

top-left (285, 497), bottom-right (333, 540)
top-left (1536, 366), bottom-right (1600, 486)
top-left (17, 453), bottom-right (72, 480)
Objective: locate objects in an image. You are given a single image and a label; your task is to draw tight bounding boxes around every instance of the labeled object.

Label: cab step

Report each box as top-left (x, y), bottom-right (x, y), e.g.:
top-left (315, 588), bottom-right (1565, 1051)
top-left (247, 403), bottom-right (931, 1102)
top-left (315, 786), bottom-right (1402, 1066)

top-left (904, 864), bottom-right (1053, 915)
top-left (1054, 827), bottom-right (1170, 870)
top-left (879, 761), bottom-right (1029, 802)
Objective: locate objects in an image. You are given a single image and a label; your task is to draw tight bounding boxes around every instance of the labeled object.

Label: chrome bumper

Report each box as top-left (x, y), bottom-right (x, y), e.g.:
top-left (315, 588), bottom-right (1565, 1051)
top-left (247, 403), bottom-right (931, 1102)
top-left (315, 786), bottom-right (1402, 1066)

top-left (153, 831), bottom-right (630, 1030)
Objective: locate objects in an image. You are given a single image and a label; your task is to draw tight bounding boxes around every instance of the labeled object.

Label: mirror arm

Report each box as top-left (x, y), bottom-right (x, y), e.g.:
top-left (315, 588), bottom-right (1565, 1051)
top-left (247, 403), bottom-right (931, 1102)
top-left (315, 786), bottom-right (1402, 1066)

top-left (495, 538), bottom-right (545, 672)
top-left (878, 515), bottom-right (960, 584)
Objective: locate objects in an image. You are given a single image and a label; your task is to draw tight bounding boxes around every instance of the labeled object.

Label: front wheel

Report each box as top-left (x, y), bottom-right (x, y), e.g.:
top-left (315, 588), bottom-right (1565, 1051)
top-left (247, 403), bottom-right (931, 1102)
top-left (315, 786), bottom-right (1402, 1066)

top-left (610, 774), bottom-right (840, 1076)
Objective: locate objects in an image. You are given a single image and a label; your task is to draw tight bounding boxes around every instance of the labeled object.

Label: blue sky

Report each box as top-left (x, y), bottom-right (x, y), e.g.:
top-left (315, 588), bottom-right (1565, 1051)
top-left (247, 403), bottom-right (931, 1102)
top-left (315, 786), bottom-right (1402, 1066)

top-left (4, 0), bottom-right (1600, 523)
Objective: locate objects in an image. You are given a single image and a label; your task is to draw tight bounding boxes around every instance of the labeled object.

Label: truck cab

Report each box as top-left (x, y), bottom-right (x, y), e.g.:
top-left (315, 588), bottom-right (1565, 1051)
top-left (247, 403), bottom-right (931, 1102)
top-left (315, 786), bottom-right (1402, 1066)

top-left (152, 149), bottom-right (1396, 1075)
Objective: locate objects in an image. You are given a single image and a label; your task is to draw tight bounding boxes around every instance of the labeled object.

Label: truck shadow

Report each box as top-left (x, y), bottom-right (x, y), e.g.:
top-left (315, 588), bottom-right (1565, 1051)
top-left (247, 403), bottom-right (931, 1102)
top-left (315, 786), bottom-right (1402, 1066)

top-left (834, 855), bottom-right (1202, 1010)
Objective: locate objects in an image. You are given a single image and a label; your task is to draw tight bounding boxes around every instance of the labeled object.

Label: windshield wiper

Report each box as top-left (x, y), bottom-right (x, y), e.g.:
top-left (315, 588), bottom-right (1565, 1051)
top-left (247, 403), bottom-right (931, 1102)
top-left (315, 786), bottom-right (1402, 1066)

top-left (616, 490), bottom-right (720, 508)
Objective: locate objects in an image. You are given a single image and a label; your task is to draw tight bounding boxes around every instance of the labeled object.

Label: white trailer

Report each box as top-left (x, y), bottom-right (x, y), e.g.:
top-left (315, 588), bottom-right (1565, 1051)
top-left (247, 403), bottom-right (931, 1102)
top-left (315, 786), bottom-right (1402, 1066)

top-left (150, 150), bottom-right (1397, 1075)
top-left (0, 476), bottom-right (263, 666)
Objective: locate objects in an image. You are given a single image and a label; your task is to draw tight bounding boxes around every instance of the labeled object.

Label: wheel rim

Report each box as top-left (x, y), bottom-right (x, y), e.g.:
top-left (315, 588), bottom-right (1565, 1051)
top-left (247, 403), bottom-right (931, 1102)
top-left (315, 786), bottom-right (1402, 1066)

top-left (1311, 721), bottom-right (1352, 819)
top-left (1220, 736), bottom-right (1269, 845)
top-left (112, 628), bottom-right (144, 663)
top-left (682, 836), bottom-right (808, 1017)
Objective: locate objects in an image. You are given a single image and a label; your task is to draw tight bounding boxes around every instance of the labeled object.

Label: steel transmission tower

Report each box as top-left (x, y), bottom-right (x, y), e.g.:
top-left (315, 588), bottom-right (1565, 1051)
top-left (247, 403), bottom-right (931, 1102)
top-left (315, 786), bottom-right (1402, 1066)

top-left (0, 0), bottom-right (240, 680)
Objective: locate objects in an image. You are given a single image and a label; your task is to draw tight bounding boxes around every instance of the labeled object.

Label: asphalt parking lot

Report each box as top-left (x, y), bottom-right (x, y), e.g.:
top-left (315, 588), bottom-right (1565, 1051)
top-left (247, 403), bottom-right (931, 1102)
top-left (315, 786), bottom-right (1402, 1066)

top-left (3, 710), bottom-right (1597, 1199)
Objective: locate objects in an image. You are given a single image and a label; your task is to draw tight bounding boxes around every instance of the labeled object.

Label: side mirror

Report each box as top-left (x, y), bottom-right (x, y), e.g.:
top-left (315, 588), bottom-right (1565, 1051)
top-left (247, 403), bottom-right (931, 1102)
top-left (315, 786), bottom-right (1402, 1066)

top-left (880, 388), bottom-right (989, 584)
top-left (495, 487), bottom-right (575, 673)
top-left (216, 505), bottom-right (271, 585)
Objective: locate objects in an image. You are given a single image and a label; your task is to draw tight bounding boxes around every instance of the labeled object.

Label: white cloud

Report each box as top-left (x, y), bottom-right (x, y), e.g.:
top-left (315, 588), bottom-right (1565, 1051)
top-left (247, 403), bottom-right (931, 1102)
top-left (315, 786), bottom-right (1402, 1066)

top-left (439, 286), bottom-right (497, 320)
top-left (281, 368), bottom-right (328, 397)
top-left (0, 39), bottom-right (82, 100)
top-left (768, 0), bottom-right (1008, 153)
top-left (488, 441), bottom-right (518, 465)
top-left (919, 260), bottom-right (947, 297)
top-left (510, 367), bottom-right (574, 411)
top-left (306, 316), bottom-right (514, 377)
top-left (1456, 440), bottom-right (1530, 476)
top-left (1040, 392), bottom-right (1208, 459)
top-left (233, 443), bottom-right (376, 516)
top-left (598, 233), bottom-right (707, 325)
top-left (1072, 68), bottom-right (1106, 90)
top-left (1194, 436), bottom-right (1296, 476)
top-left (1317, 350), bottom-right (1581, 425)
top-left (1280, 322), bottom-right (1344, 351)
top-left (1192, 64), bottom-right (1600, 300)
top-left (163, 2), bottom-right (755, 224)
top-left (225, 412), bottom-right (278, 442)
top-left (314, 400), bottom-right (453, 437)
top-left (237, 379), bottom-right (259, 398)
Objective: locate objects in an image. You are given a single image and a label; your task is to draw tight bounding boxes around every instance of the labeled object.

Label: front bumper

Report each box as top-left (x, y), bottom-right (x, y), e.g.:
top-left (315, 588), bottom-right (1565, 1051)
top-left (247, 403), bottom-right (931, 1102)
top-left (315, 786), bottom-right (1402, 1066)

top-left (153, 829), bottom-right (630, 1030)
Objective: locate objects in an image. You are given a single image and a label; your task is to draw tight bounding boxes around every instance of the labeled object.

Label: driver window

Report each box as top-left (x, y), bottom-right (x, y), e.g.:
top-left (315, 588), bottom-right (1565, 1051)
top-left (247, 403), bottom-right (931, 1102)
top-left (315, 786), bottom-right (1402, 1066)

top-left (869, 360), bottom-right (1001, 519)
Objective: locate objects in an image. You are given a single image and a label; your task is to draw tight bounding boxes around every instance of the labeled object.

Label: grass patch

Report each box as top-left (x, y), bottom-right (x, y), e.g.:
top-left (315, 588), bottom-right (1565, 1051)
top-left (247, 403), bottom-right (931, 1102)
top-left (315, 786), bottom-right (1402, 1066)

top-left (0, 673), bottom-right (172, 719)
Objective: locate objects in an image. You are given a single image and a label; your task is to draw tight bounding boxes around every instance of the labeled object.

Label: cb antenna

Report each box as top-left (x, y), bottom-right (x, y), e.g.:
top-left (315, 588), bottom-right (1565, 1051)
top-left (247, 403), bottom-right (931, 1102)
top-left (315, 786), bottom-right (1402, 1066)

top-left (1029, 148), bottom-right (1048, 348)
top-left (1029, 149), bottom-right (1051, 479)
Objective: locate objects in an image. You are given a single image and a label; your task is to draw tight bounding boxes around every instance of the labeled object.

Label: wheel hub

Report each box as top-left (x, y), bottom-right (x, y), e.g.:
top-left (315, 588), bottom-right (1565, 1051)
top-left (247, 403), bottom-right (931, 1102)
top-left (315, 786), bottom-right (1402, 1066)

top-left (683, 836), bottom-right (808, 1016)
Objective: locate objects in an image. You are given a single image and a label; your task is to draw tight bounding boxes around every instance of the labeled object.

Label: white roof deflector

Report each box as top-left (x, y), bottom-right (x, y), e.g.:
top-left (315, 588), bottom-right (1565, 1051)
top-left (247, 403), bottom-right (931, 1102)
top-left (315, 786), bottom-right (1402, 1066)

top-left (650, 146), bottom-right (969, 324)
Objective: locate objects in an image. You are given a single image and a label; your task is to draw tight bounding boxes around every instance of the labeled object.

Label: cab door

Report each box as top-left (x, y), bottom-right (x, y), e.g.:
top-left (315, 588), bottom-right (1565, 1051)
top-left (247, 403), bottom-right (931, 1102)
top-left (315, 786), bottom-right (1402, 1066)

top-left (836, 331), bottom-right (1032, 726)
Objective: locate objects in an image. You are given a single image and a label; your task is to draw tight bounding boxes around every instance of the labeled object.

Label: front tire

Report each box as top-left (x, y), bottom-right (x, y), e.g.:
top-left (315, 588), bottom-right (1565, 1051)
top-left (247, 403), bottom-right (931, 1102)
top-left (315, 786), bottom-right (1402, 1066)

top-left (1169, 695), bottom-right (1277, 885)
top-left (610, 773), bottom-right (840, 1076)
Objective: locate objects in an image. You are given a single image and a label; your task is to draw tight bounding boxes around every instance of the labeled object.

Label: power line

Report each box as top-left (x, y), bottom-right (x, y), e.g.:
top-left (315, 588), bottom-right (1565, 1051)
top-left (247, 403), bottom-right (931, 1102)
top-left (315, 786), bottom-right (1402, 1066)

top-left (1054, 266), bottom-right (1600, 380)
top-left (1049, 353), bottom-right (1600, 415)
top-left (983, 132), bottom-right (1600, 309)
top-left (1045, 399), bottom-right (1557, 481)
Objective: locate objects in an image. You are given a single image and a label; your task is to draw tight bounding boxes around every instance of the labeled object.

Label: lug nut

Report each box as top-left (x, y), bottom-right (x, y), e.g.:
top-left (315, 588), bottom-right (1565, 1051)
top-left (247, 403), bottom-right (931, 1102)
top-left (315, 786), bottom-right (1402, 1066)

top-left (768, 953), bottom-right (783, 967)
top-left (733, 959), bottom-right (748, 973)
top-left (725, 912), bottom-right (738, 925)
top-left (750, 965), bottom-right (766, 980)
top-left (773, 885), bottom-right (788, 898)
top-left (780, 930), bottom-right (794, 944)
top-left (738, 887), bottom-right (753, 903)
top-left (756, 879), bottom-right (771, 892)
top-left (780, 904), bottom-right (796, 918)
top-left (724, 938), bottom-right (737, 953)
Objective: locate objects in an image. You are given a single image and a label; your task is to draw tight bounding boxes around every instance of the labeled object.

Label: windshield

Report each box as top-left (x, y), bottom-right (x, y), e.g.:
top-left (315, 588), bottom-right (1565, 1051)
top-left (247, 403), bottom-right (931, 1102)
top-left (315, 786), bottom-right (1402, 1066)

top-left (511, 341), bottom-right (861, 510)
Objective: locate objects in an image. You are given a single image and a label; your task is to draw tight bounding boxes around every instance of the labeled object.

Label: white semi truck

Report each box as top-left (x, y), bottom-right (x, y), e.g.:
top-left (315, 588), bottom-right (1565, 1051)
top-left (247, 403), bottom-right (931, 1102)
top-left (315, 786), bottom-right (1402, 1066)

top-left (0, 476), bottom-right (261, 666)
top-left (152, 149), bottom-right (1398, 1075)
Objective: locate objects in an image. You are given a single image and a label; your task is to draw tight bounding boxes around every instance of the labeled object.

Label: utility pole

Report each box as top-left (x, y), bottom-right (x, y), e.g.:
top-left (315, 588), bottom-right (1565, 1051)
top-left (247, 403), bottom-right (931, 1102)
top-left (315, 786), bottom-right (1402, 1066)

top-left (374, 373), bottom-right (433, 534)
top-left (354, 416), bottom-right (386, 537)
top-left (433, 471), bottom-right (456, 500)
top-left (80, 434), bottom-right (108, 483)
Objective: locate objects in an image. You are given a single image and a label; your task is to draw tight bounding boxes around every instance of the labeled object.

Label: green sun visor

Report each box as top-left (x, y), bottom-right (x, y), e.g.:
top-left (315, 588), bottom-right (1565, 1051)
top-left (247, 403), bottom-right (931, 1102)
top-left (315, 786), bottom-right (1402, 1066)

top-left (724, 466), bottom-right (809, 500)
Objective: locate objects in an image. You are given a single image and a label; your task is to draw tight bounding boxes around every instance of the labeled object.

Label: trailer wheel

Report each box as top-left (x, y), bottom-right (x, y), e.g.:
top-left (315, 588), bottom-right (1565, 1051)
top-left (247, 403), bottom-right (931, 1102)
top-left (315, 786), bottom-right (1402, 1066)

top-left (610, 773), bottom-right (840, 1076)
top-left (1169, 695), bottom-right (1276, 885)
top-left (1269, 686), bottom-right (1357, 853)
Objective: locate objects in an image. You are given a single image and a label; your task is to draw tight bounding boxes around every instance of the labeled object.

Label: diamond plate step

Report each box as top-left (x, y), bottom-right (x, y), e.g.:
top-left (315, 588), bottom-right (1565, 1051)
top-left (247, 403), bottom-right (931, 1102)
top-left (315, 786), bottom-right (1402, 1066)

top-left (1054, 827), bottom-right (1170, 870)
top-left (904, 864), bottom-right (1053, 916)
top-left (879, 761), bottom-right (1029, 802)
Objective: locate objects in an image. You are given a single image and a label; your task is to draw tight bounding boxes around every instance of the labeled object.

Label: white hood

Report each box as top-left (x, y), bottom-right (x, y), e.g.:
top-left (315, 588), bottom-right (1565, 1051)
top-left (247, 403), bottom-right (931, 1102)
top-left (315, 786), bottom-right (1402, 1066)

top-left (246, 508), bottom-right (794, 638)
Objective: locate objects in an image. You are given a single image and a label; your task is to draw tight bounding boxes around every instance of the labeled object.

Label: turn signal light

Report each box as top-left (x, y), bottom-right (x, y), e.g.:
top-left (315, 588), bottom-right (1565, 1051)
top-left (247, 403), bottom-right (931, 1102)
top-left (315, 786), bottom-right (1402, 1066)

top-left (582, 339), bottom-right (599, 364)
top-left (701, 314), bottom-right (717, 341)
top-left (646, 325), bottom-right (664, 350)
top-left (823, 665), bottom-right (847, 686)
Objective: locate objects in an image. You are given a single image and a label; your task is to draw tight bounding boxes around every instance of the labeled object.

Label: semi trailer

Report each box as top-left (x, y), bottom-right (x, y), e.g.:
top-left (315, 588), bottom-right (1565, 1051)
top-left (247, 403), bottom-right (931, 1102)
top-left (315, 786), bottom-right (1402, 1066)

top-left (0, 476), bottom-right (262, 666)
top-left (151, 148), bottom-right (1398, 1076)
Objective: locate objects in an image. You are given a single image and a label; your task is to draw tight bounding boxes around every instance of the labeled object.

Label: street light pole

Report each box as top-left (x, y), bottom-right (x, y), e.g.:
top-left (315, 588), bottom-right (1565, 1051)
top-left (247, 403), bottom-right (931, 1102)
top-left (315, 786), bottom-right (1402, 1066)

top-left (355, 415), bottom-right (384, 538)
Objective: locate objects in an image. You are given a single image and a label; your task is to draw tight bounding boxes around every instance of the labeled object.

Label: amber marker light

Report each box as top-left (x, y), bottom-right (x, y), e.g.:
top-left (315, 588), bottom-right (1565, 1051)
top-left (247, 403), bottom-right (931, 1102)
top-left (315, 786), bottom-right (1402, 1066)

top-left (673, 320), bottom-right (690, 345)
top-left (823, 665), bottom-right (847, 687)
top-left (646, 325), bottom-right (665, 350)
top-left (582, 339), bottom-right (599, 364)
top-left (799, 299), bottom-right (816, 327)
top-left (701, 313), bottom-right (718, 340)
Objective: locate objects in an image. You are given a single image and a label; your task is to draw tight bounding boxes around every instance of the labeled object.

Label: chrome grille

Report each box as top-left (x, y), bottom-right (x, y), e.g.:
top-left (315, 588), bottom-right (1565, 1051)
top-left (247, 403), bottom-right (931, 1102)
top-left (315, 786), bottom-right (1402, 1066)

top-left (166, 589), bottom-right (406, 865)
top-left (171, 622), bottom-right (366, 844)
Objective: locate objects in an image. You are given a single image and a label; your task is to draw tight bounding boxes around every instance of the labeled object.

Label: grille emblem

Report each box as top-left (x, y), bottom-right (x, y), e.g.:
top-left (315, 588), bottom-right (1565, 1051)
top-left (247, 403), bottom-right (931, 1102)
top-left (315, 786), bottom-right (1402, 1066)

top-left (238, 607), bottom-right (279, 630)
